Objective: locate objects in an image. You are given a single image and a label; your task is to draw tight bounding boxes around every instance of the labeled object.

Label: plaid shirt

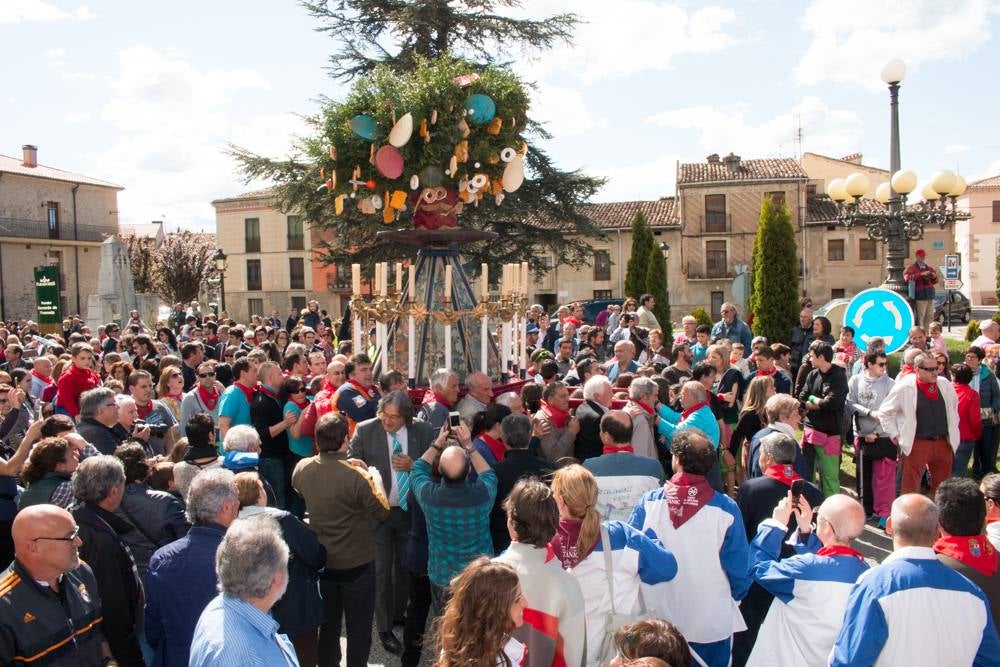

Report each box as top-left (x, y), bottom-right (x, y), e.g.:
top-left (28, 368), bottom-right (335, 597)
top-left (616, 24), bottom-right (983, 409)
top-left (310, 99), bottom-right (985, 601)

top-left (411, 459), bottom-right (497, 587)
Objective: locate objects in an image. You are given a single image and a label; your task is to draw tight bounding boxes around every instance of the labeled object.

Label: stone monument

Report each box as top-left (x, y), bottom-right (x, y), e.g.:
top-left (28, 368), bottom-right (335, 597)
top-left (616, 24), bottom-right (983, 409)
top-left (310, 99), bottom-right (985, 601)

top-left (86, 236), bottom-right (158, 330)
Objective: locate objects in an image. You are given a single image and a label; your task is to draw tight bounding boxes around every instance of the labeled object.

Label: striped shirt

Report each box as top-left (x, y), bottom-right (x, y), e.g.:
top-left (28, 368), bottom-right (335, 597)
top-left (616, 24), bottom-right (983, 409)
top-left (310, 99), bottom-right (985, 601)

top-left (188, 594), bottom-right (298, 667)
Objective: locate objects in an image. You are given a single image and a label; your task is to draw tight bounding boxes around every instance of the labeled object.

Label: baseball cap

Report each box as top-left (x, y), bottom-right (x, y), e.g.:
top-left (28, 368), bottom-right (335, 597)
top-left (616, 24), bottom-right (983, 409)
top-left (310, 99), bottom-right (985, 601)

top-left (526, 324), bottom-right (540, 334)
top-left (915, 249), bottom-right (926, 256)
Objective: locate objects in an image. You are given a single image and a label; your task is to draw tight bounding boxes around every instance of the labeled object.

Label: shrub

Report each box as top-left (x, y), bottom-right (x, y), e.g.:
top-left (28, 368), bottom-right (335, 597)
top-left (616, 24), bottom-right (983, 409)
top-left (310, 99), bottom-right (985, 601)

top-left (691, 307), bottom-right (713, 327)
top-left (967, 320), bottom-right (981, 342)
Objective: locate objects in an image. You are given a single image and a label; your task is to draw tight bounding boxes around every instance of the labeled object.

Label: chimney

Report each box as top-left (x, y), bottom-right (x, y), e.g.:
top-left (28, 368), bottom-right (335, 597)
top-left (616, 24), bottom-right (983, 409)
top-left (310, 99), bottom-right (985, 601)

top-left (21, 145), bottom-right (38, 168)
top-left (722, 152), bottom-right (741, 172)
top-left (706, 153), bottom-right (720, 164)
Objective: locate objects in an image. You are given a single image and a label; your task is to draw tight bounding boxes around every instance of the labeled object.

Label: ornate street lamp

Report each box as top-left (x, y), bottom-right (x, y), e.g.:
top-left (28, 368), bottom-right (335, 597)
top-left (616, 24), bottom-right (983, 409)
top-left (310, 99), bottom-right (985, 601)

top-left (213, 249), bottom-right (228, 313)
top-left (828, 58), bottom-right (968, 296)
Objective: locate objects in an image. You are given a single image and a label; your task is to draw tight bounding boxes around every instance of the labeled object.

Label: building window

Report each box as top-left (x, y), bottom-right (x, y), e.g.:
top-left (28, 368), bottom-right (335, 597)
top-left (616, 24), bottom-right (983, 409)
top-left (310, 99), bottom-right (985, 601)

top-left (765, 191), bottom-right (786, 207)
top-left (291, 296), bottom-right (307, 313)
top-left (245, 218), bottom-right (261, 253)
top-left (593, 250), bottom-right (611, 281)
top-left (705, 240), bottom-right (727, 277)
top-left (289, 257), bottom-right (305, 290)
top-left (832, 288), bottom-right (846, 299)
top-left (287, 215), bottom-right (304, 250)
top-left (993, 200), bottom-right (1000, 223)
top-left (827, 239), bottom-right (845, 262)
top-left (246, 259), bottom-right (262, 291)
top-left (859, 238), bottom-right (877, 261)
top-left (711, 291), bottom-right (724, 319)
top-left (593, 289), bottom-right (612, 299)
top-left (806, 183), bottom-right (817, 197)
top-left (46, 202), bottom-right (59, 239)
top-left (705, 194), bottom-right (727, 233)
top-left (248, 298), bottom-right (264, 316)
top-left (335, 263), bottom-right (351, 285)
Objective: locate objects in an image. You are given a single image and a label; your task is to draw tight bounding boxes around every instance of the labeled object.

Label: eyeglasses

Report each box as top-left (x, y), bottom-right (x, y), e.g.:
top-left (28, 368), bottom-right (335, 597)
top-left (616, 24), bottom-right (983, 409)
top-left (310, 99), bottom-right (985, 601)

top-left (816, 513), bottom-right (838, 538)
top-left (292, 388), bottom-right (307, 394)
top-left (33, 526), bottom-right (80, 543)
top-left (198, 372), bottom-right (216, 378)
top-left (874, 362), bottom-right (887, 367)
top-left (919, 365), bottom-right (939, 372)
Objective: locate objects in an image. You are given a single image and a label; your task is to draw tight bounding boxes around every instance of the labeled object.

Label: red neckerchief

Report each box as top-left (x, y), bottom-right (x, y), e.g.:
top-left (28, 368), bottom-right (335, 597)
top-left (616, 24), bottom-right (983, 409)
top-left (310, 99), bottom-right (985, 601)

top-left (681, 401), bottom-right (709, 420)
top-left (196, 384), bottom-right (219, 411)
top-left (479, 433), bottom-right (505, 462)
top-left (423, 390), bottom-right (453, 409)
top-left (258, 385), bottom-right (279, 400)
top-left (664, 472), bottom-right (714, 529)
top-left (135, 401), bottom-right (154, 420)
top-left (900, 364), bottom-right (915, 377)
top-left (916, 379), bottom-right (940, 401)
top-left (549, 518), bottom-right (589, 570)
top-left (291, 397), bottom-right (310, 410)
top-left (816, 545), bottom-right (866, 562)
top-left (234, 381), bottom-right (257, 404)
top-left (540, 400), bottom-right (569, 428)
top-left (603, 443), bottom-right (634, 454)
top-left (347, 379), bottom-right (374, 401)
top-left (988, 518), bottom-right (1000, 526)
top-left (30, 369), bottom-right (53, 385)
top-left (763, 463), bottom-right (802, 487)
top-left (755, 366), bottom-right (776, 377)
top-left (631, 400), bottom-right (654, 415)
top-left (934, 535), bottom-right (998, 577)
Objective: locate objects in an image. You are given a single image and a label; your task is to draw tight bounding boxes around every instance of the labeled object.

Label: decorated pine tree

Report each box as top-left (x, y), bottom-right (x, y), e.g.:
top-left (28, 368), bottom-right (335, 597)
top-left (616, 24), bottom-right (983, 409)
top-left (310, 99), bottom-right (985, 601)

top-left (624, 211), bottom-right (652, 300)
top-left (749, 196), bottom-right (799, 343)
top-left (230, 1), bottom-right (604, 277)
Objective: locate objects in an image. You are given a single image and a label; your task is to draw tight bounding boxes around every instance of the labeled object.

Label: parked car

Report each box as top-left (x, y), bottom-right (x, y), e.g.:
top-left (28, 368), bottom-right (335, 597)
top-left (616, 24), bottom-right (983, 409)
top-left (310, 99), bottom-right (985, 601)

top-left (934, 290), bottom-right (971, 324)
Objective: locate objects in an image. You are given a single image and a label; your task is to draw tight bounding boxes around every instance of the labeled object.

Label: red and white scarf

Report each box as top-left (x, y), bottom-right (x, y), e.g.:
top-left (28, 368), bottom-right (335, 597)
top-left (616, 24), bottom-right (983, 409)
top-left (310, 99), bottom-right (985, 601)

top-left (934, 535), bottom-right (998, 577)
top-left (664, 472), bottom-right (714, 529)
top-left (763, 463), bottom-right (802, 487)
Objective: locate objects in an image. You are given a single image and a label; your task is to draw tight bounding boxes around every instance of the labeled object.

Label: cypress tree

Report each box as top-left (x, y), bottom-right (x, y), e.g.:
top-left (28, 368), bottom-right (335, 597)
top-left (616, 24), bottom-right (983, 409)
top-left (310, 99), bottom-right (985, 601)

top-left (624, 210), bottom-right (651, 300)
top-left (645, 242), bottom-right (671, 331)
top-left (750, 196), bottom-right (799, 343)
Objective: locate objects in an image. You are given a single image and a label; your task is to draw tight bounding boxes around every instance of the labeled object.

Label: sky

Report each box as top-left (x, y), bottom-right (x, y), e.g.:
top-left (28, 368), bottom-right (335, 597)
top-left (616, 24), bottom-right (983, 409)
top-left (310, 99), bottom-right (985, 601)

top-left (3, 0), bottom-right (999, 232)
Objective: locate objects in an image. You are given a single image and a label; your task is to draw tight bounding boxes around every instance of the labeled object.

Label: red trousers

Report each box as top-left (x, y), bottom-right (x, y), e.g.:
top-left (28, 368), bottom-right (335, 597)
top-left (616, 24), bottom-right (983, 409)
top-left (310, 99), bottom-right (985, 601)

top-left (901, 437), bottom-right (953, 496)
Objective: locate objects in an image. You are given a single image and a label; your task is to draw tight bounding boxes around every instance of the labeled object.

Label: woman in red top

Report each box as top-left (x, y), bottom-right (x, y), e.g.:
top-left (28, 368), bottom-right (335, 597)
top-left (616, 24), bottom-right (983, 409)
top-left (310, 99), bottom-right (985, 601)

top-left (952, 362), bottom-right (983, 478)
top-left (54, 342), bottom-right (101, 418)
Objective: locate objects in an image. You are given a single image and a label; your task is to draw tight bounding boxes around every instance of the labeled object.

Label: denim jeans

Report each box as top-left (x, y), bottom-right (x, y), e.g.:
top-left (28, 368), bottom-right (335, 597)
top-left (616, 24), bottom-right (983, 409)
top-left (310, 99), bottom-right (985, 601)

top-left (954, 440), bottom-right (975, 478)
top-left (258, 456), bottom-right (287, 510)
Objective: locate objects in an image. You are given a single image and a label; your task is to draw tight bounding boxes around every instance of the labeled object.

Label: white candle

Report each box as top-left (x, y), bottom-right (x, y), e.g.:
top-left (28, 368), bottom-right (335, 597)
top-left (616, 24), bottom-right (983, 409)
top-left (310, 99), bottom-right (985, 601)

top-left (444, 264), bottom-right (453, 302)
top-left (521, 261), bottom-right (529, 294)
top-left (395, 262), bottom-right (402, 295)
top-left (408, 315), bottom-right (415, 382)
top-left (380, 262), bottom-right (388, 296)
top-left (352, 264), bottom-right (361, 294)
top-left (408, 265), bottom-right (415, 301)
top-left (445, 325), bottom-right (452, 371)
top-left (373, 263), bottom-right (382, 296)
top-left (481, 263), bottom-right (488, 300)
top-left (481, 314), bottom-right (488, 374)
top-left (520, 313), bottom-right (527, 378)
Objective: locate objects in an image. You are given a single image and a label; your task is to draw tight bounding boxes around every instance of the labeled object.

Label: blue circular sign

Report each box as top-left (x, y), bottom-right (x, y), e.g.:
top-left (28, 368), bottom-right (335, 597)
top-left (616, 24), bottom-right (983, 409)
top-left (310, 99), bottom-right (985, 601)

top-left (843, 288), bottom-right (915, 354)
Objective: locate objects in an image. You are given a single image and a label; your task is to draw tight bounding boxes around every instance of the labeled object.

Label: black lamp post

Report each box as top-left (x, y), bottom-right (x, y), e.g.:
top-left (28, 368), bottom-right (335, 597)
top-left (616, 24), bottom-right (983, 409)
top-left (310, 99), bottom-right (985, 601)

top-left (213, 249), bottom-right (227, 313)
top-left (829, 58), bottom-right (968, 297)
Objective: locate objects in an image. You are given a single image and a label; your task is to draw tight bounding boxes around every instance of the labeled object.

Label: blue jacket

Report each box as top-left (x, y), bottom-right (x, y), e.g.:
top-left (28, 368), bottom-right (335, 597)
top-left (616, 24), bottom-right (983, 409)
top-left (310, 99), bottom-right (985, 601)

top-left (711, 317), bottom-right (753, 350)
top-left (657, 403), bottom-right (721, 448)
top-left (145, 523), bottom-right (227, 667)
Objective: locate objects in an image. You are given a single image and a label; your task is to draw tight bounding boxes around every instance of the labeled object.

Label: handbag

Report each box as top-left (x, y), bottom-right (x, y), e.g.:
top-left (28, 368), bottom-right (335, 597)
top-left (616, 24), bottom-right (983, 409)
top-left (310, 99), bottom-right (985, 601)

top-left (596, 523), bottom-right (653, 666)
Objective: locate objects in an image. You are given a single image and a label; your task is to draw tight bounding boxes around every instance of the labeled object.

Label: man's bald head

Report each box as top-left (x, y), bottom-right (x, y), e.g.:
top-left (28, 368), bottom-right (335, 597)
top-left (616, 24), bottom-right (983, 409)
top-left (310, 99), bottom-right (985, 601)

top-left (439, 445), bottom-right (469, 483)
top-left (599, 410), bottom-right (633, 445)
top-left (12, 505), bottom-right (80, 581)
top-left (819, 495), bottom-right (866, 544)
top-left (889, 493), bottom-right (940, 547)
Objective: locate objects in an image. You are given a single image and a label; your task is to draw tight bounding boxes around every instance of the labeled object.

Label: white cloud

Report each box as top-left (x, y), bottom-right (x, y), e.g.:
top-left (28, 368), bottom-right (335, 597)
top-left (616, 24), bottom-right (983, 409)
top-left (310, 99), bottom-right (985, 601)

top-left (0, 1), bottom-right (95, 24)
top-left (62, 72), bottom-right (97, 81)
top-left (795, 0), bottom-right (993, 90)
top-left (530, 85), bottom-right (606, 136)
top-left (513, 1), bottom-right (738, 84)
top-left (944, 143), bottom-right (971, 154)
top-left (63, 110), bottom-right (91, 123)
top-left (593, 155), bottom-right (681, 202)
top-left (84, 46), bottom-right (307, 231)
top-left (45, 48), bottom-right (66, 58)
top-left (645, 96), bottom-right (861, 158)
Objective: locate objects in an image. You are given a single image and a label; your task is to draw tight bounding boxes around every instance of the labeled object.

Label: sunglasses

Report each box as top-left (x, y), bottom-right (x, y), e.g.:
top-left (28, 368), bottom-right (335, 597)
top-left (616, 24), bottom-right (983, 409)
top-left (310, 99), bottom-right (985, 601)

top-left (919, 366), bottom-right (938, 372)
top-left (293, 388), bottom-right (307, 394)
top-left (198, 372), bottom-right (216, 378)
top-left (874, 361), bottom-right (887, 367)
top-left (34, 526), bottom-right (80, 543)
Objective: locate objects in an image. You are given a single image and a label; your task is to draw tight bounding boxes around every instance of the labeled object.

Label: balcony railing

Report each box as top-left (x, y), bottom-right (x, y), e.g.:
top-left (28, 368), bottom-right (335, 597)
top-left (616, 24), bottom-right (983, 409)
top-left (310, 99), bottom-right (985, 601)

top-left (702, 212), bottom-right (731, 233)
top-left (687, 260), bottom-right (735, 280)
top-left (0, 217), bottom-right (114, 242)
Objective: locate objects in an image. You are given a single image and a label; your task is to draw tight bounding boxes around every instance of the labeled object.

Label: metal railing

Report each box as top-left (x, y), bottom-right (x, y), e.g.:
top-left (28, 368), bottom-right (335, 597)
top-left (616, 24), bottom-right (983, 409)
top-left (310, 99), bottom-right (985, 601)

top-left (687, 260), bottom-right (735, 280)
top-left (702, 212), bottom-right (730, 233)
top-left (0, 217), bottom-right (113, 242)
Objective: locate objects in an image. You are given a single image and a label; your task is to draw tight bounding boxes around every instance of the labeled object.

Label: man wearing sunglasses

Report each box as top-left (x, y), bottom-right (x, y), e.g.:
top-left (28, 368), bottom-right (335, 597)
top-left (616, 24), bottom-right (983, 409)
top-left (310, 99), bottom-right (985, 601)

top-left (179, 362), bottom-right (221, 439)
top-left (879, 352), bottom-right (960, 496)
top-left (0, 504), bottom-right (104, 666)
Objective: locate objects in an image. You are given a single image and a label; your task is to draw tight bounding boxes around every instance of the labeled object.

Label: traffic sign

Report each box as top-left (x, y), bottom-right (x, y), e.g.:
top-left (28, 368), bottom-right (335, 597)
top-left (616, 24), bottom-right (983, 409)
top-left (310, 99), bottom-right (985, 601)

top-left (944, 278), bottom-right (963, 290)
top-left (843, 288), bottom-right (915, 354)
top-left (945, 254), bottom-right (961, 280)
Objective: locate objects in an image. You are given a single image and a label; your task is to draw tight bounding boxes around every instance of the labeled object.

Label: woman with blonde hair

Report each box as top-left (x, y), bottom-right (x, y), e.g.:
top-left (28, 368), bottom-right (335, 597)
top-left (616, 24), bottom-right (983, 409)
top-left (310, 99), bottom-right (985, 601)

top-left (155, 365), bottom-right (184, 421)
top-left (549, 464), bottom-right (677, 666)
top-left (726, 375), bottom-right (775, 495)
top-left (434, 557), bottom-right (526, 667)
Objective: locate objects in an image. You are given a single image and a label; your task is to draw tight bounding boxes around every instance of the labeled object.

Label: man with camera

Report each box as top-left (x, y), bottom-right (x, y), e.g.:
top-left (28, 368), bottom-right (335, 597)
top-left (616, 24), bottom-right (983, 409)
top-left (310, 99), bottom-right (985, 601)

top-left (125, 370), bottom-right (177, 457)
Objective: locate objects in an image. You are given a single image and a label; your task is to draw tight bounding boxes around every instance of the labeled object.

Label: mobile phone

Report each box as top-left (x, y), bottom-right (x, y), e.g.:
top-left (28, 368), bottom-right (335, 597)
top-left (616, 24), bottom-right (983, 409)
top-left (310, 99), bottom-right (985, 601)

top-left (790, 479), bottom-right (805, 506)
top-left (448, 411), bottom-right (461, 429)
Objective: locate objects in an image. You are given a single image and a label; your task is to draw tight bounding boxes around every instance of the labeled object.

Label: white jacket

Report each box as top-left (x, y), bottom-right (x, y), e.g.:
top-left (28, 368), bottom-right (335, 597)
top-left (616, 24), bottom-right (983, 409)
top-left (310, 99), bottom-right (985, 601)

top-left (877, 374), bottom-right (959, 455)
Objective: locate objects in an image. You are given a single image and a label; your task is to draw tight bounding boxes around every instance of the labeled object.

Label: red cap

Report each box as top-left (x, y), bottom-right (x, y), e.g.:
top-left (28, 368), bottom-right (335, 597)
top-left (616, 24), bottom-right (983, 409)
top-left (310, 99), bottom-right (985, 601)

top-left (915, 249), bottom-right (926, 256)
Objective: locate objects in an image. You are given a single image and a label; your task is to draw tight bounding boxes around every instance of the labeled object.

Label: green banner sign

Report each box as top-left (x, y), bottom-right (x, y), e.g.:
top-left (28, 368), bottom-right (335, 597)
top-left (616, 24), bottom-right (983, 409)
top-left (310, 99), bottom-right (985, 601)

top-left (34, 266), bottom-right (61, 325)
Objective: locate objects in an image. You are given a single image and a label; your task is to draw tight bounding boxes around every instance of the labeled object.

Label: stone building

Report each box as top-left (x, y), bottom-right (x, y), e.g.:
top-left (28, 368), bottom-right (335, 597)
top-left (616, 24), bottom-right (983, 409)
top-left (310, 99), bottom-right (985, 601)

top-left (0, 145), bottom-right (122, 322)
top-left (956, 175), bottom-right (1000, 305)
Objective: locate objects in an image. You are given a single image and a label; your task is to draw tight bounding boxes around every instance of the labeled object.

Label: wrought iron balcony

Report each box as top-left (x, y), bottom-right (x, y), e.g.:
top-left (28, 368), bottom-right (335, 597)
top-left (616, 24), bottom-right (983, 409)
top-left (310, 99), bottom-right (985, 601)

top-left (0, 217), bottom-right (114, 243)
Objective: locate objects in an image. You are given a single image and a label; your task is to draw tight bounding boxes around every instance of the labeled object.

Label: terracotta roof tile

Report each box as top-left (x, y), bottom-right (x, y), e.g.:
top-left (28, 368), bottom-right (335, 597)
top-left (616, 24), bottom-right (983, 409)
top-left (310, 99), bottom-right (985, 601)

top-left (528, 198), bottom-right (678, 231)
top-left (678, 157), bottom-right (807, 185)
top-left (806, 195), bottom-right (890, 222)
top-left (968, 175), bottom-right (1000, 190)
top-left (211, 186), bottom-right (278, 205)
top-left (0, 153), bottom-right (123, 189)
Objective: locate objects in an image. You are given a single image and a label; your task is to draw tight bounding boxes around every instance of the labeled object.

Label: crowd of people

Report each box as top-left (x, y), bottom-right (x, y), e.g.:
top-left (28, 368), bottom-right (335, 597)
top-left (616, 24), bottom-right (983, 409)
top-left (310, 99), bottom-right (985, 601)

top-left (0, 293), bottom-right (999, 667)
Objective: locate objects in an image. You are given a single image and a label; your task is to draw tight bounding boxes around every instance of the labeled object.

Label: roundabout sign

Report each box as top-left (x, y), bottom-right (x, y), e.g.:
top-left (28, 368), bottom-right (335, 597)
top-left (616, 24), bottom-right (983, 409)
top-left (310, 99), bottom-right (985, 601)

top-left (843, 288), bottom-right (915, 354)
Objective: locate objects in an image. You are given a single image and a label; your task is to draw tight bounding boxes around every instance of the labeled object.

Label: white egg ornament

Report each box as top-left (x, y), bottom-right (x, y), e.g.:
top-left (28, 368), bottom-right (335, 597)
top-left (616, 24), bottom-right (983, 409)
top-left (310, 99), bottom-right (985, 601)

top-left (502, 157), bottom-right (525, 193)
top-left (388, 113), bottom-right (414, 147)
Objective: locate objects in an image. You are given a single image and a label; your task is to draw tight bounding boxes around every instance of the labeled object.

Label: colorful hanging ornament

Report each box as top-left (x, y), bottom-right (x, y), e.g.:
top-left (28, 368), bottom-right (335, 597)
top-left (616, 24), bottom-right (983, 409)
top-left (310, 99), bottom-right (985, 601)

top-left (486, 117), bottom-right (503, 136)
top-left (388, 112), bottom-right (414, 147)
top-left (465, 94), bottom-right (496, 124)
top-left (350, 115), bottom-right (377, 141)
top-left (374, 145), bottom-right (404, 179)
top-left (502, 157), bottom-right (525, 192)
